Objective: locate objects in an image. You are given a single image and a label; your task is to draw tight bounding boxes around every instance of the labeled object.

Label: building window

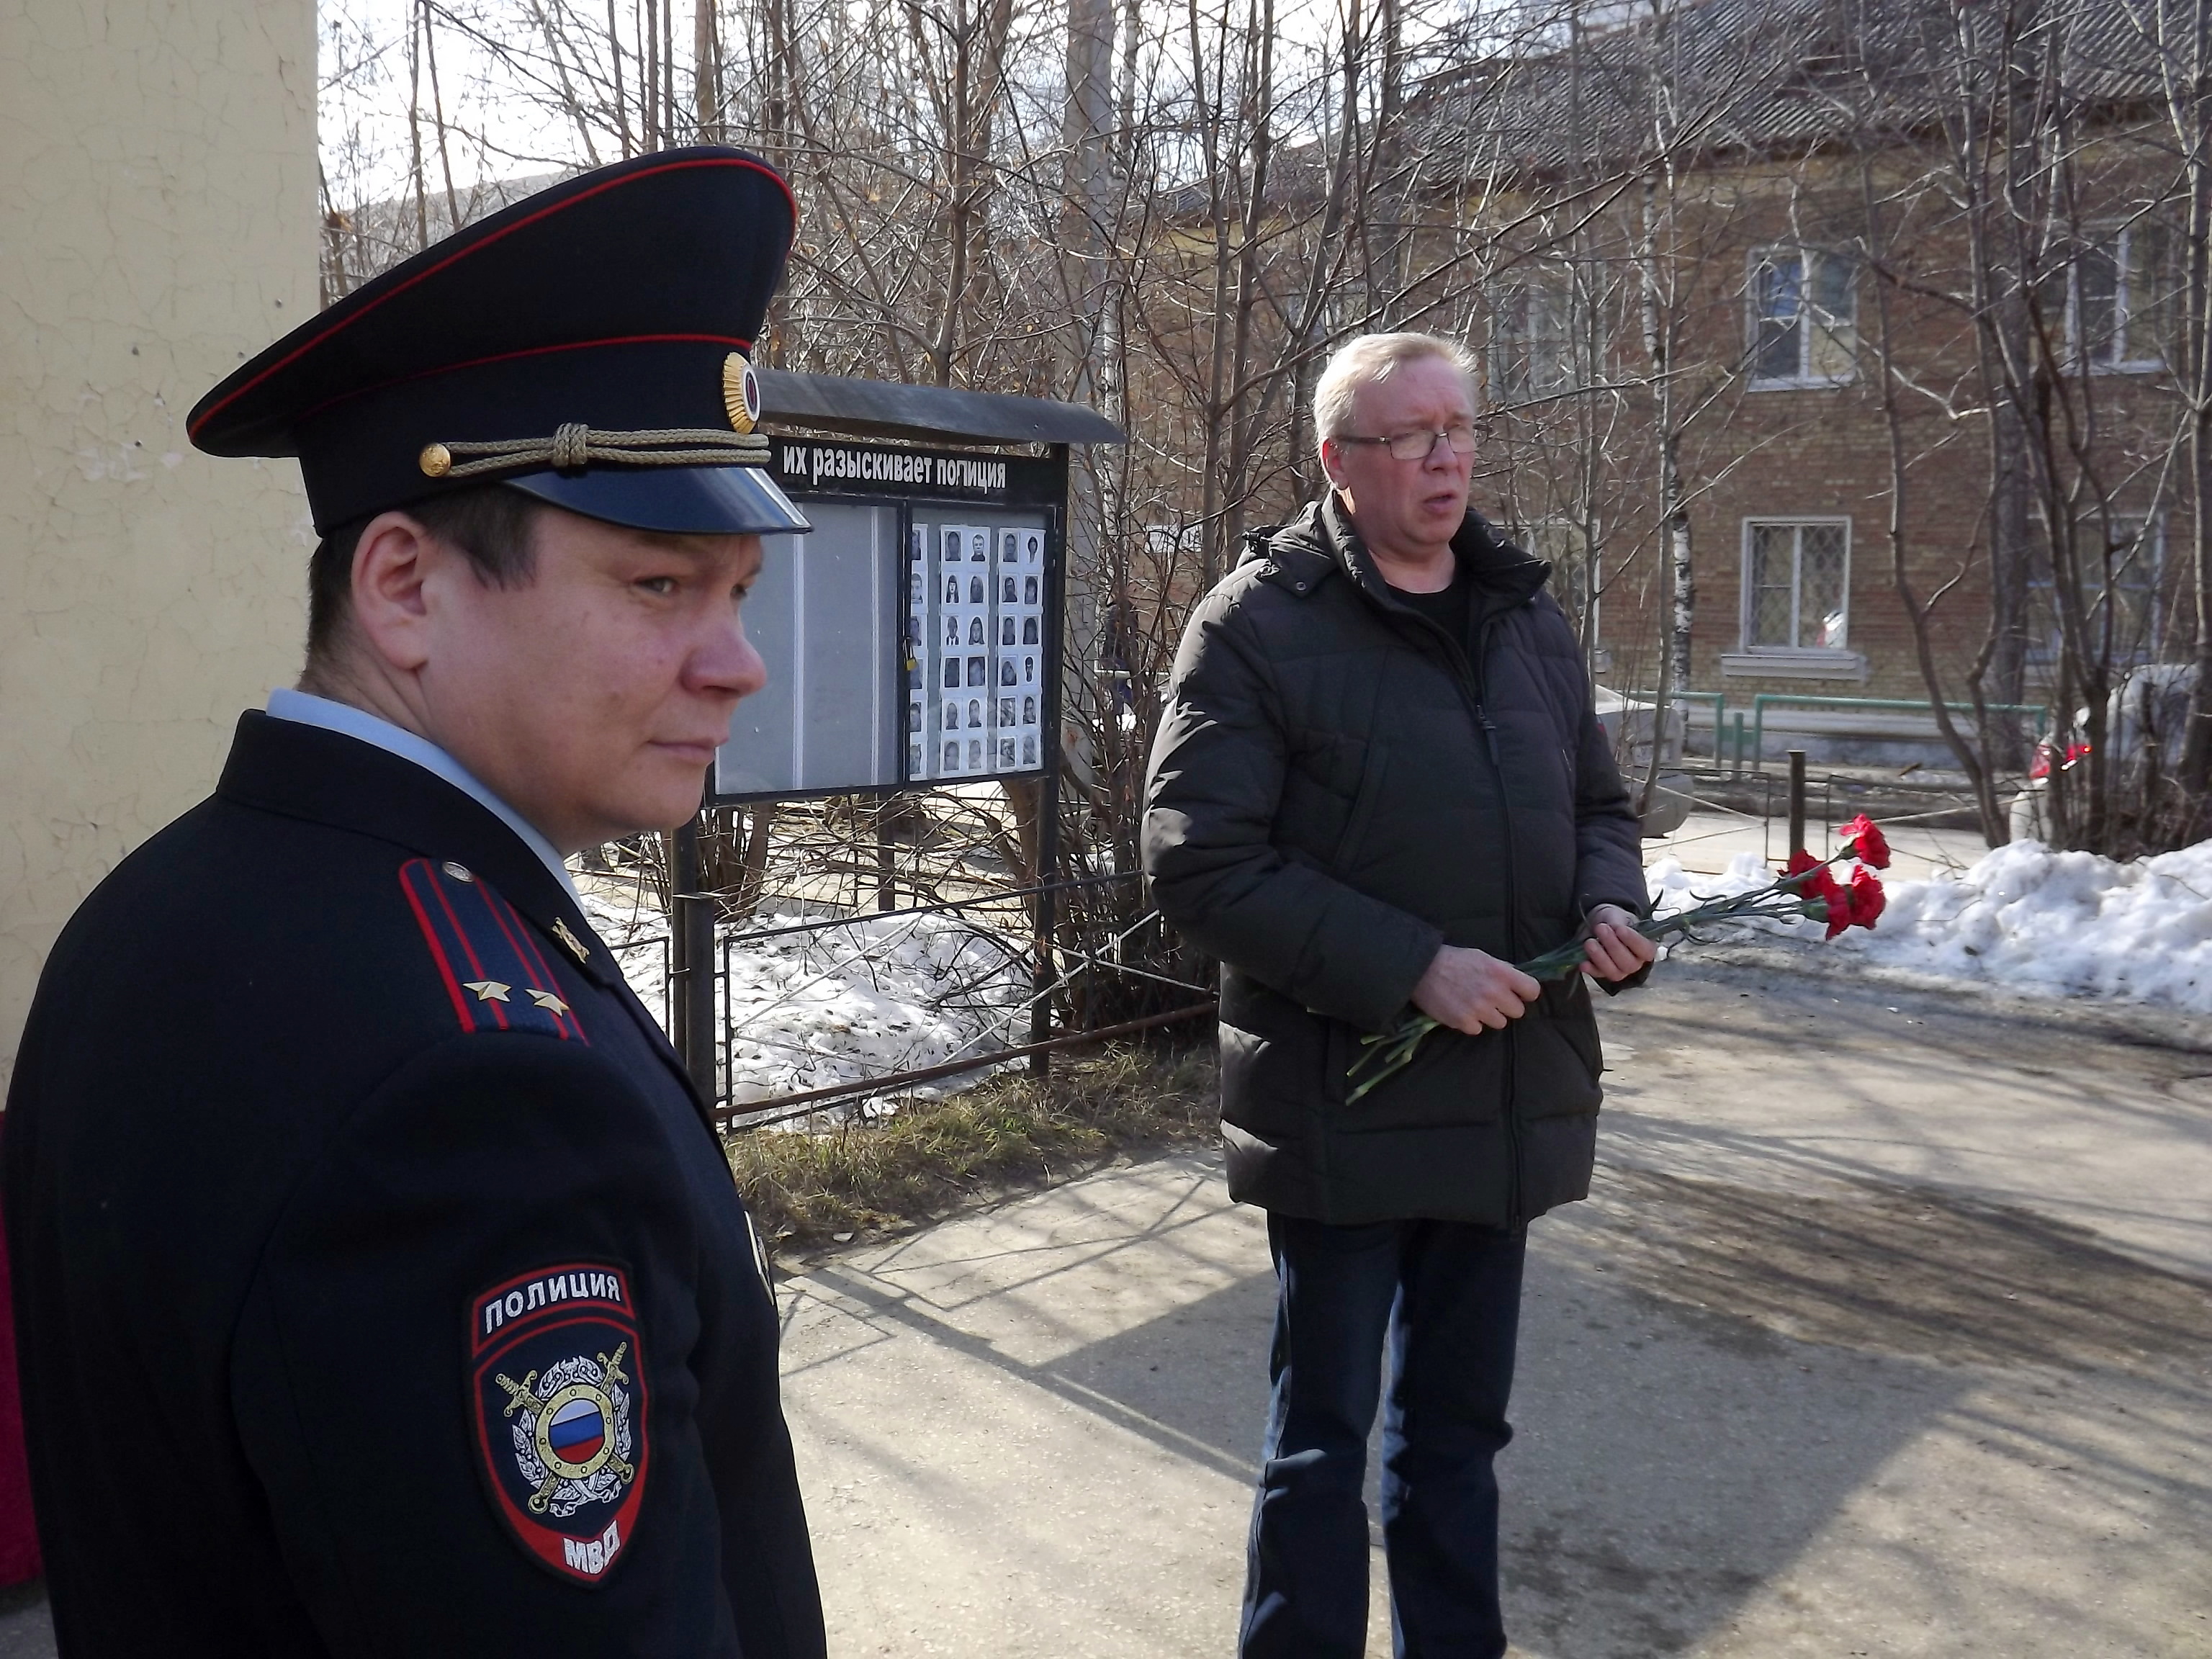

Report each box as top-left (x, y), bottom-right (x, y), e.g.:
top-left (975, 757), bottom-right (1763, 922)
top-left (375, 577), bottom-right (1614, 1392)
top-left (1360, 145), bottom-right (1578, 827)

top-left (1748, 249), bottom-right (1856, 387)
top-left (1743, 519), bottom-right (1850, 650)
top-left (2064, 224), bottom-right (2176, 373)
top-left (1491, 276), bottom-right (1579, 400)
top-left (2029, 514), bottom-right (2165, 663)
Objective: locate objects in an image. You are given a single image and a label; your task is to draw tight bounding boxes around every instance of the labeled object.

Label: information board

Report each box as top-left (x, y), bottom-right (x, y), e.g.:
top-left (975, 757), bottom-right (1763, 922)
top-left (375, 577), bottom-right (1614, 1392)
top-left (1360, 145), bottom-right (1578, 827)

top-left (711, 439), bottom-right (1064, 803)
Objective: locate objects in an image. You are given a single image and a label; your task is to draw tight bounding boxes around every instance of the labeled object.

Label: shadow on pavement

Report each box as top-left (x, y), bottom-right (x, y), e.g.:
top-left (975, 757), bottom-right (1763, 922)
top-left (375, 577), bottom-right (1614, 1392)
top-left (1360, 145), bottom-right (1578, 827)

top-left (811, 1152), bottom-right (2210, 1658)
top-left (0, 1581), bottom-right (53, 1659)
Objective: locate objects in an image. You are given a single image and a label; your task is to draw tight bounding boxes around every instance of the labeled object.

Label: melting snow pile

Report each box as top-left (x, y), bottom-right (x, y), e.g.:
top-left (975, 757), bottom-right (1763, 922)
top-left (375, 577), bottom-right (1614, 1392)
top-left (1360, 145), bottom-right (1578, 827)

top-left (1647, 840), bottom-right (2212, 1015)
top-left (579, 888), bottom-right (1032, 1109)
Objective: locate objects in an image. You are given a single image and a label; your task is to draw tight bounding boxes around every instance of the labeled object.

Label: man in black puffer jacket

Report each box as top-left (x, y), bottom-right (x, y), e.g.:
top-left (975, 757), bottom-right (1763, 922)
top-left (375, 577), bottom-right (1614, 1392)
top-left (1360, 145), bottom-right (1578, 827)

top-left (1143, 333), bottom-right (1655, 1659)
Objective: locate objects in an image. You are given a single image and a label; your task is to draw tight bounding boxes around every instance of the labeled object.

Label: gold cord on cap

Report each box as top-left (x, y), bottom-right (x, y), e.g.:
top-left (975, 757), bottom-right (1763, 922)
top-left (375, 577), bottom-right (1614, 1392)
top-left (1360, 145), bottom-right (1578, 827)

top-left (416, 426), bottom-right (770, 480)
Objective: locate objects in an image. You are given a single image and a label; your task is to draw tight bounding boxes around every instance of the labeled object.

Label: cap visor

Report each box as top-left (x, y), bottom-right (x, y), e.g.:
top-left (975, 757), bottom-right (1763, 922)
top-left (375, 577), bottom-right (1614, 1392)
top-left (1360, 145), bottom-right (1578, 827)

top-left (504, 464), bottom-right (811, 535)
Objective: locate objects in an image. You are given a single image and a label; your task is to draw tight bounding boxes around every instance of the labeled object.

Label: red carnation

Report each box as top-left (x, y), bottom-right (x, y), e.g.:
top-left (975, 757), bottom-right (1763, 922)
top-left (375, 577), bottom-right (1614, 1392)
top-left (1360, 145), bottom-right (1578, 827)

top-left (1847, 866), bottom-right (1886, 930)
top-left (1839, 814), bottom-right (1891, 870)
top-left (1784, 848), bottom-right (1845, 905)
top-left (1819, 888), bottom-right (1850, 938)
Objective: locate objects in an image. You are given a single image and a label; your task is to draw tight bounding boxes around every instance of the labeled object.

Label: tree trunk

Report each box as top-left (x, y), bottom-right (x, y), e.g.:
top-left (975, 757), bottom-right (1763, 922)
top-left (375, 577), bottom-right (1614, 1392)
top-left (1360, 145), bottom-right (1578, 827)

top-left (694, 0), bottom-right (721, 143)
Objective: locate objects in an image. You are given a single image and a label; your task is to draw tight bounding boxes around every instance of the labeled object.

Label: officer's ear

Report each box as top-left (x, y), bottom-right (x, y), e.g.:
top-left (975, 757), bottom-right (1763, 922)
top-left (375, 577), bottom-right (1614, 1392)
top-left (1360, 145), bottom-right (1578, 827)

top-left (346, 510), bottom-right (446, 675)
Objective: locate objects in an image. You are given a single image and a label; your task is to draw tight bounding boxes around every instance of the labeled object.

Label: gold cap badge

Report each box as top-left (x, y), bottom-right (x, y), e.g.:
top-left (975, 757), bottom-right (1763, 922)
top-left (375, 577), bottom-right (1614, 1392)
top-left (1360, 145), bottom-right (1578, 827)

top-left (723, 354), bottom-right (761, 436)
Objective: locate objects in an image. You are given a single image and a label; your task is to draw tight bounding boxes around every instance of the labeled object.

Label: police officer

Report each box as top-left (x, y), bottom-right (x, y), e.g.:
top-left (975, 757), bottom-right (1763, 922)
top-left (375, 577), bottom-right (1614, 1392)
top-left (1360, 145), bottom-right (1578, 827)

top-left (4, 149), bottom-right (827, 1657)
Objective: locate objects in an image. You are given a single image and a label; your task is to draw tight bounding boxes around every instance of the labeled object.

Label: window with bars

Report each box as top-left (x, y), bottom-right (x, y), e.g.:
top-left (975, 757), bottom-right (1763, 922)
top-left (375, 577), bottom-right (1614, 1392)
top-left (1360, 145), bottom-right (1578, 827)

top-left (2028, 514), bottom-right (2166, 663)
top-left (1743, 520), bottom-right (1850, 650)
top-left (1748, 249), bottom-right (1857, 387)
top-left (1491, 276), bottom-right (1580, 400)
top-left (2063, 224), bottom-right (2177, 373)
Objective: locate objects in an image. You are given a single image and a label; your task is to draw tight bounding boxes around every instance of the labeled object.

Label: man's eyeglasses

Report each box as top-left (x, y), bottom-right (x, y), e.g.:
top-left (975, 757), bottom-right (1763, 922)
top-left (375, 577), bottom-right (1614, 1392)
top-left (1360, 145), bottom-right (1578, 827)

top-left (1334, 424), bottom-right (1482, 462)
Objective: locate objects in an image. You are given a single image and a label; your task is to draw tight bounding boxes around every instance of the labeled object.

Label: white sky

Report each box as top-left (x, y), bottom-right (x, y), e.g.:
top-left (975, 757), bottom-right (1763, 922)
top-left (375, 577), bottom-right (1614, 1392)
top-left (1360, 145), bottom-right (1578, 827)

top-left (321, 0), bottom-right (1490, 207)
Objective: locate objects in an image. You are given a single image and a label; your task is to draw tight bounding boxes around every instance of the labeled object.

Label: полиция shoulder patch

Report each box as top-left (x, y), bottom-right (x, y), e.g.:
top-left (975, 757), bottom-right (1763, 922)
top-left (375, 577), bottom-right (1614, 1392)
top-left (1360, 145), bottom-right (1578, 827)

top-left (468, 1264), bottom-right (647, 1585)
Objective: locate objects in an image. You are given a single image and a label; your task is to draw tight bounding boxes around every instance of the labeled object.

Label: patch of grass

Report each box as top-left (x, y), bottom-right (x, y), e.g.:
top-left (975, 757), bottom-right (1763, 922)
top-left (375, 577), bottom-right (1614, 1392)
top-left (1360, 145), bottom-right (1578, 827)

top-left (724, 1043), bottom-right (1219, 1250)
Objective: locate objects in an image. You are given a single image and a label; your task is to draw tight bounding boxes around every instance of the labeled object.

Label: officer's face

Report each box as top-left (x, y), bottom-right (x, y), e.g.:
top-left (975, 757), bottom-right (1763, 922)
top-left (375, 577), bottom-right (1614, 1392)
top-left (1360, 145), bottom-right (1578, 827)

top-left (1319, 354), bottom-right (1477, 561)
top-left (423, 510), bottom-right (768, 851)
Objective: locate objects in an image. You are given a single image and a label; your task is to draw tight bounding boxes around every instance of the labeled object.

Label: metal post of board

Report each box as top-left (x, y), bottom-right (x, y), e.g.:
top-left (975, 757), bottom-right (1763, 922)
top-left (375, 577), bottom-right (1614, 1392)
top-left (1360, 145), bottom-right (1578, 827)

top-left (1786, 750), bottom-right (1808, 856)
top-left (1030, 449), bottom-right (1069, 1076)
top-left (673, 815), bottom-right (718, 1102)
top-left (1030, 756), bottom-right (1061, 1076)
top-left (875, 796), bottom-right (896, 912)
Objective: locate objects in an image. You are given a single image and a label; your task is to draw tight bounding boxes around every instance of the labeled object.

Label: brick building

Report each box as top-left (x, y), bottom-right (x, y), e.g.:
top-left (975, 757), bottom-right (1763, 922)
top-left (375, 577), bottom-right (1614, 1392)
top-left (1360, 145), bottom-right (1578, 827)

top-left (1419, 0), bottom-right (2197, 763)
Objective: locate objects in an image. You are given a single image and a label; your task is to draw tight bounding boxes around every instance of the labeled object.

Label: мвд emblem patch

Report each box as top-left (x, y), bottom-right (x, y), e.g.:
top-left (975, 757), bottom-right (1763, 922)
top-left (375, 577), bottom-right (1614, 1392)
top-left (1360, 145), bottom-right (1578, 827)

top-left (468, 1264), bottom-right (648, 1585)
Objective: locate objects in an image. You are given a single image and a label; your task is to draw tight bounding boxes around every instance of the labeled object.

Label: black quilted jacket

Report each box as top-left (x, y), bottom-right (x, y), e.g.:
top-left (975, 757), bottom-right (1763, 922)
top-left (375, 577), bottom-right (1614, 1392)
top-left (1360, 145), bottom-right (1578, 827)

top-left (1142, 496), bottom-right (1650, 1225)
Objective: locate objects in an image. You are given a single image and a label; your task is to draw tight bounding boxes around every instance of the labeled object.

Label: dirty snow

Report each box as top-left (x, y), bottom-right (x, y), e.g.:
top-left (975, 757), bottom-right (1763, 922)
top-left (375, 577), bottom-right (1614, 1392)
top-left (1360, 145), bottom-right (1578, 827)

top-left (1648, 840), bottom-right (2212, 1015)
top-left (577, 886), bottom-right (1033, 1111)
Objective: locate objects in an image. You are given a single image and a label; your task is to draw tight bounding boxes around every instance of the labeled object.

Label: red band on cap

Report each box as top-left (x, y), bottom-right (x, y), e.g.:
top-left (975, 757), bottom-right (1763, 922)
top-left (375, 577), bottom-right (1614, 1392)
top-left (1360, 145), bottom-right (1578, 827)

top-left (291, 332), bottom-right (755, 428)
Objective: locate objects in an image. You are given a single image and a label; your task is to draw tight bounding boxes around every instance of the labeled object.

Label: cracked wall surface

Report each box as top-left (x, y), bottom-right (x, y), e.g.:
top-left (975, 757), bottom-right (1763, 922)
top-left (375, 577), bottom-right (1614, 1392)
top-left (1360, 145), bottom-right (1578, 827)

top-left (1, 0), bottom-right (317, 1089)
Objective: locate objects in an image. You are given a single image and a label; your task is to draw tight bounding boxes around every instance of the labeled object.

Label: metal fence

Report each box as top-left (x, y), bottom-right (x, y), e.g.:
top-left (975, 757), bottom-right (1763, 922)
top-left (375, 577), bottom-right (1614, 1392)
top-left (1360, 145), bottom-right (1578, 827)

top-left (576, 751), bottom-right (1996, 1136)
top-left (577, 804), bottom-right (1215, 1134)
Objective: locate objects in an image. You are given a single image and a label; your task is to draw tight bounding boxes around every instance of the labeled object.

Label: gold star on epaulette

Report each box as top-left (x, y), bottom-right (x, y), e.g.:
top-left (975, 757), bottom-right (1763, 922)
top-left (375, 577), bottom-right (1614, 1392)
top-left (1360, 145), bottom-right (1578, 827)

top-left (551, 918), bottom-right (592, 963)
top-left (462, 979), bottom-right (512, 1003)
top-left (526, 989), bottom-right (570, 1015)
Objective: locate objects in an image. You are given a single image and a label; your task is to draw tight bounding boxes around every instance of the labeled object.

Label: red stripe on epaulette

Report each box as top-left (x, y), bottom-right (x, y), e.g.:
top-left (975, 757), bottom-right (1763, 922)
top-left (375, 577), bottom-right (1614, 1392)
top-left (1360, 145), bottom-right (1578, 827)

top-left (400, 861), bottom-right (477, 1033)
top-left (399, 858), bottom-right (586, 1043)
top-left (426, 872), bottom-right (512, 1031)
top-left (479, 882), bottom-right (590, 1046)
top-left (520, 915), bottom-right (589, 1043)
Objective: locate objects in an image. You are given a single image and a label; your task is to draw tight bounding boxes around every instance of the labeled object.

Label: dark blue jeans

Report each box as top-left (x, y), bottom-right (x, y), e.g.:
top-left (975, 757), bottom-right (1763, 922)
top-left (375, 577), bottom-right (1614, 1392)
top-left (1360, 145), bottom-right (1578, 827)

top-left (1237, 1213), bottom-right (1527, 1659)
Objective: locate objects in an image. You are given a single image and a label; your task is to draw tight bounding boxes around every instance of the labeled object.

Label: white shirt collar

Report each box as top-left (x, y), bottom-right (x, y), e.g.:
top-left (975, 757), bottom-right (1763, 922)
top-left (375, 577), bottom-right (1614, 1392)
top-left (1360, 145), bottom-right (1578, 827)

top-left (266, 688), bottom-right (584, 907)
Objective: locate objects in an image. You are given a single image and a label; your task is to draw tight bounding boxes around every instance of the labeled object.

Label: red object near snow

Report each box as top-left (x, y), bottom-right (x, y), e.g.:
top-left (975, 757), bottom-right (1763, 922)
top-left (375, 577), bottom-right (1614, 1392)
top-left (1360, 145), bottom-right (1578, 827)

top-left (1839, 813), bottom-right (1892, 871)
top-left (2028, 740), bottom-right (2092, 781)
top-left (1848, 866), bottom-right (1888, 930)
top-left (1786, 849), bottom-right (1846, 904)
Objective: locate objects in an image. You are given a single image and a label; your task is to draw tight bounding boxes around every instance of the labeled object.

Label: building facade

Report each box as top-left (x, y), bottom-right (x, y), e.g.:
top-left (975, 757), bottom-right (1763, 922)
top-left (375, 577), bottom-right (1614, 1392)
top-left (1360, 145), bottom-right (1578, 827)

top-left (1, 0), bottom-right (318, 1087)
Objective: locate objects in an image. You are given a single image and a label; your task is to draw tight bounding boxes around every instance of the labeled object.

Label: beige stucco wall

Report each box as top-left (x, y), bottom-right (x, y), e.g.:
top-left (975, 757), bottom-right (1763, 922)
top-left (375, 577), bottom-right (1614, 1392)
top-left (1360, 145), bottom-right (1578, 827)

top-left (1, 0), bottom-right (318, 1090)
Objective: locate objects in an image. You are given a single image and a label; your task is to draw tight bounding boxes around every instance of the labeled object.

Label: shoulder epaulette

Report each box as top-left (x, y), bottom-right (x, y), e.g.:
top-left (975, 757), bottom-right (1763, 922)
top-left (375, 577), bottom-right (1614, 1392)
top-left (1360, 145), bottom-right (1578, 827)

top-left (397, 857), bottom-right (589, 1043)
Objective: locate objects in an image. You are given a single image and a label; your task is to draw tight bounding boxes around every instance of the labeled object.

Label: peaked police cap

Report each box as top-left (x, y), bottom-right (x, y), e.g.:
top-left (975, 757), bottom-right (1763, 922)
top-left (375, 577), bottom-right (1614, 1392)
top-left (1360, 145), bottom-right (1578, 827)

top-left (187, 147), bottom-right (811, 539)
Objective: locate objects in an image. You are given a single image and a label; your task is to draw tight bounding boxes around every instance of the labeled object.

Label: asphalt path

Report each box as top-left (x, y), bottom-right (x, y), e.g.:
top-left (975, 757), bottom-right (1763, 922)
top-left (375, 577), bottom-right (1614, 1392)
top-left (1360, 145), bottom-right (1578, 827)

top-left (779, 959), bottom-right (2212, 1658)
top-left (4, 958), bottom-right (2208, 1655)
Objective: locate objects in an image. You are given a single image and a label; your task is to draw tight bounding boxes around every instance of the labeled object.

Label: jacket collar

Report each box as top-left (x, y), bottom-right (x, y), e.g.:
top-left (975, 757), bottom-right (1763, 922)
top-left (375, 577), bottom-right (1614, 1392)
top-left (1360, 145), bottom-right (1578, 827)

top-left (1250, 496), bottom-right (1552, 608)
top-left (217, 711), bottom-right (628, 996)
top-left (217, 711), bottom-right (716, 1128)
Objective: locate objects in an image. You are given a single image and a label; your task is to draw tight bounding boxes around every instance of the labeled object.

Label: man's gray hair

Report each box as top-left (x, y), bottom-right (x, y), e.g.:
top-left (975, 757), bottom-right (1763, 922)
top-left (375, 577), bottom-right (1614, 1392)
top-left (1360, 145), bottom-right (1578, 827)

top-left (1312, 332), bottom-right (1481, 447)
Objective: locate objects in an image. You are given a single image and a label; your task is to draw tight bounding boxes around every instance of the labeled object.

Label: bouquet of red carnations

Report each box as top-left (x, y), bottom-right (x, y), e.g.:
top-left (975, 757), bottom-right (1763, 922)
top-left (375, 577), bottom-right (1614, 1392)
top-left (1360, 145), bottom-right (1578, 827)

top-left (1344, 815), bottom-right (1892, 1103)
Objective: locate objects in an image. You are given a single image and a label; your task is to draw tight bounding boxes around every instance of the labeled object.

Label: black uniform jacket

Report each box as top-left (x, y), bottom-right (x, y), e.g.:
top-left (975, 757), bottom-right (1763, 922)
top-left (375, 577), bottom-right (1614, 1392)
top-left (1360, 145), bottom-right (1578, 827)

top-left (3, 713), bottom-right (826, 1658)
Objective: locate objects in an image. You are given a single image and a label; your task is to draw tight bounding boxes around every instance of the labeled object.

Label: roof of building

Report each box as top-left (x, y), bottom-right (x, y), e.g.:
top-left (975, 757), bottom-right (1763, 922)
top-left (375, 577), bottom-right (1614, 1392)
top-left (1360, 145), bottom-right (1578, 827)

top-left (1412, 0), bottom-right (2180, 179)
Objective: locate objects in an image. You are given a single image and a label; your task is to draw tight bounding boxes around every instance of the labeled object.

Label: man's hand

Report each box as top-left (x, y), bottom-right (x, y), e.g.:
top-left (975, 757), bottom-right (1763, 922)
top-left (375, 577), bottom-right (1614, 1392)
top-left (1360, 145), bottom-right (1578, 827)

top-left (1581, 904), bottom-right (1658, 983)
top-left (1411, 945), bottom-right (1542, 1034)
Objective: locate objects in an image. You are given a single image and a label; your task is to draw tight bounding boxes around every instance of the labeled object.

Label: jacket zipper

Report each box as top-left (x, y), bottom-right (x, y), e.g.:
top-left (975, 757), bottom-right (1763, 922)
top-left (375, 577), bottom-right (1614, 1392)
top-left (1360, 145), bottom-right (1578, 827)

top-left (1468, 606), bottom-right (1527, 1231)
top-left (1382, 585), bottom-right (1529, 1229)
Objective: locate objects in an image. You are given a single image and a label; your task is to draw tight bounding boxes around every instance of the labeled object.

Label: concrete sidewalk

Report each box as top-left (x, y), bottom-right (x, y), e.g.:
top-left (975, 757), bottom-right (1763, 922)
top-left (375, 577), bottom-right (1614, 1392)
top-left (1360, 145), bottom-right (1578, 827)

top-left (781, 963), bottom-right (2212, 1658)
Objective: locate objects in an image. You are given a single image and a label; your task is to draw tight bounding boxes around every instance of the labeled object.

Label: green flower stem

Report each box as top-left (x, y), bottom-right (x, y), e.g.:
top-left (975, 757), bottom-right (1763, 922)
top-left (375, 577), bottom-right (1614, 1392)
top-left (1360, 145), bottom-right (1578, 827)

top-left (1344, 876), bottom-right (1836, 1104)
